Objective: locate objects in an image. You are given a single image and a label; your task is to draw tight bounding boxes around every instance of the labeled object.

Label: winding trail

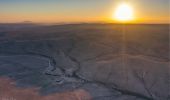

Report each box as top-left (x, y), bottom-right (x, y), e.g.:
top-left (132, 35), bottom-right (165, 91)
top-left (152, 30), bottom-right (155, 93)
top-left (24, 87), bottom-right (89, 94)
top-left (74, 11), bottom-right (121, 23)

top-left (0, 52), bottom-right (168, 100)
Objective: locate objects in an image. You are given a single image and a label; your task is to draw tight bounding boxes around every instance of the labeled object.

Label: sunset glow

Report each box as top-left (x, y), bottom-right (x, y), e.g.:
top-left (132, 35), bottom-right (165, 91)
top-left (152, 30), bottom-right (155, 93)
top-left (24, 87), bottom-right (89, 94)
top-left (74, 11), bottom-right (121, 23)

top-left (113, 3), bottom-right (134, 22)
top-left (0, 0), bottom-right (169, 24)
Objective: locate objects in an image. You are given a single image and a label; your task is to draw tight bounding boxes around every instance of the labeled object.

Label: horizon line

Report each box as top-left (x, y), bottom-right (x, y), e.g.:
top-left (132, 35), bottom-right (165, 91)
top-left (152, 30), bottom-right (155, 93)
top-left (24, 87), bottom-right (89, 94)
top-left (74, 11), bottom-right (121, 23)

top-left (0, 21), bottom-right (169, 25)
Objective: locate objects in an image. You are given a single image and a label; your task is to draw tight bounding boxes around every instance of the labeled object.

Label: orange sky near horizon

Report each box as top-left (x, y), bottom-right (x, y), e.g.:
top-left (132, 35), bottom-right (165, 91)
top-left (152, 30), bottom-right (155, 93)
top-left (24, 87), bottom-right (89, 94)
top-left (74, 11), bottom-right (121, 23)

top-left (0, 0), bottom-right (169, 24)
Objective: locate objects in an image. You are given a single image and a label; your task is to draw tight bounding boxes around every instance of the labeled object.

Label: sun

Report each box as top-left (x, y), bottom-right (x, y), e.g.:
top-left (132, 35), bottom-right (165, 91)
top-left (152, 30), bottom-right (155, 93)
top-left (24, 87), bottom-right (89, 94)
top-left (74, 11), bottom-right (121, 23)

top-left (113, 3), bottom-right (134, 22)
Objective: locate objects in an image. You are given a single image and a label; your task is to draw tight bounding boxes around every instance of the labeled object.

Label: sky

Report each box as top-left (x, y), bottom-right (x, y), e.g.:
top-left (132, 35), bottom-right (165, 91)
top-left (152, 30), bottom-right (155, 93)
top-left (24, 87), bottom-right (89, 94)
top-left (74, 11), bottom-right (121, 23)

top-left (0, 0), bottom-right (169, 23)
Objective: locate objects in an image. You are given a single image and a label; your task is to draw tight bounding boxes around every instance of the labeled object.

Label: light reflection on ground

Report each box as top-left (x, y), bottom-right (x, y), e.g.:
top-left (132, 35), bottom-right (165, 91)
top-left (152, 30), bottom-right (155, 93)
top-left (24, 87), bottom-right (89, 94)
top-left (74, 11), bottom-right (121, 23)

top-left (0, 77), bottom-right (91, 100)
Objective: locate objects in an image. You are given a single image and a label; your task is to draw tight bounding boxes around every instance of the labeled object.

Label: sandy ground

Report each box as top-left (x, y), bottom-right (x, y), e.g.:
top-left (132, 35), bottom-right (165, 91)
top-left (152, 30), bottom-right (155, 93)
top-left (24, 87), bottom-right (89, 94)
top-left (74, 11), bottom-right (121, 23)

top-left (0, 77), bottom-right (91, 100)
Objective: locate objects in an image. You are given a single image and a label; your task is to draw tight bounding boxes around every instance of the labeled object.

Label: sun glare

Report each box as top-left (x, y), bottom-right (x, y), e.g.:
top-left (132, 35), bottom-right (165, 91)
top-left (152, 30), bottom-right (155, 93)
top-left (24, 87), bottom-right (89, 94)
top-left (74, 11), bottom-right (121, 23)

top-left (113, 3), bottom-right (134, 22)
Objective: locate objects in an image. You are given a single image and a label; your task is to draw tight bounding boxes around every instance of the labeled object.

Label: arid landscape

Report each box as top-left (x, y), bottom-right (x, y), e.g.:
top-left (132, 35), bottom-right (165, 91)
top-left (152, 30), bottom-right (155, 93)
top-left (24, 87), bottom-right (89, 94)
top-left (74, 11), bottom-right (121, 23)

top-left (0, 23), bottom-right (169, 100)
